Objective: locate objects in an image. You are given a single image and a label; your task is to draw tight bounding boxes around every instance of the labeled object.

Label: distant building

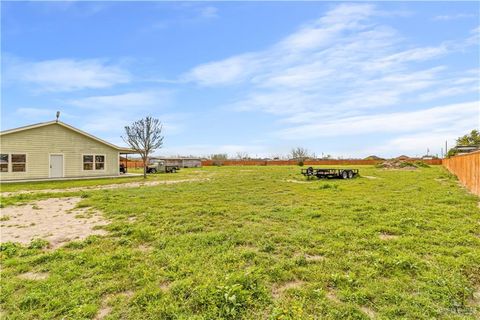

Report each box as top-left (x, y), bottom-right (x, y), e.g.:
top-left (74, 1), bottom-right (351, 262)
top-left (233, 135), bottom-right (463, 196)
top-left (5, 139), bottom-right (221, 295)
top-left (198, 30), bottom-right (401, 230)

top-left (395, 155), bottom-right (411, 160)
top-left (453, 145), bottom-right (480, 155)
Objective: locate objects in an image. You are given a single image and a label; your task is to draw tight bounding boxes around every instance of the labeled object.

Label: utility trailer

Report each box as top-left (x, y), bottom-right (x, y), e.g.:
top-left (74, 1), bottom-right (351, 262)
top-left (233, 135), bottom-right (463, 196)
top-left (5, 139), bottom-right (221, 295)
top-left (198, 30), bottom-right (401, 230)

top-left (301, 167), bottom-right (359, 179)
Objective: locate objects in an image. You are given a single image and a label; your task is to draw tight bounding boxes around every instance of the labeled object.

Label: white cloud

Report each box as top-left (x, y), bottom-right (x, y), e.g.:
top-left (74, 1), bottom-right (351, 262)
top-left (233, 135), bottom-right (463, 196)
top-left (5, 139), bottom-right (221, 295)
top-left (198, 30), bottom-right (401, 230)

top-left (183, 2), bottom-right (475, 121)
top-left (15, 108), bottom-right (58, 118)
top-left (182, 3), bottom-right (478, 159)
top-left (68, 91), bottom-right (171, 109)
top-left (433, 13), bottom-right (475, 21)
top-left (276, 101), bottom-right (479, 139)
top-left (5, 58), bottom-right (130, 92)
top-left (184, 3), bottom-right (379, 86)
top-left (361, 126), bottom-right (479, 158)
top-left (184, 54), bottom-right (260, 86)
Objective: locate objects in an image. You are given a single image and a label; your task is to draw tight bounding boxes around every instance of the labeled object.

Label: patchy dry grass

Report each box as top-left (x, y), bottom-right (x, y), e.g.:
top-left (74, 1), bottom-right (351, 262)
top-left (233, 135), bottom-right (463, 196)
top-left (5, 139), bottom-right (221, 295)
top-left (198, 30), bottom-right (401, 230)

top-left (1, 166), bottom-right (479, 319)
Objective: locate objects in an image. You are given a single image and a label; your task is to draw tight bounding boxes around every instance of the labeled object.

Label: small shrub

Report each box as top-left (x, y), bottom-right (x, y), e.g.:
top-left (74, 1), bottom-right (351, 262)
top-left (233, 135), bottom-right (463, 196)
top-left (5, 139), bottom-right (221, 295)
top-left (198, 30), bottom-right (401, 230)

top-left (0, 242), bottom-right (20, 257)
top-left (414, 161), bottom-right (430, 168)
top-left (319, 183), bottom-right (338, 190)
top-left (28, 239), bottom-right (49, 250)
top-left (297, 161), bottom-right (304, 167)
top-left (260, 241), bottom-right (275, 253)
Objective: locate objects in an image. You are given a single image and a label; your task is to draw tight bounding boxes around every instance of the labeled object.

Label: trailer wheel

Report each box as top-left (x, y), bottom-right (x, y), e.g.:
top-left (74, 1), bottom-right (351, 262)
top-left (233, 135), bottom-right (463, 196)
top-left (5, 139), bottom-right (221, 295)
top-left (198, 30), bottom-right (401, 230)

top-left (307, 167), bottom-right (313, 175)
top-left (341, 171), bottom-right (349, 179)
top-left (348, 170), bottom-right (354, 179)
top-left (171, 168), bottom-right (176, 173)
top-left (150, 168), bottom-right (157, 174)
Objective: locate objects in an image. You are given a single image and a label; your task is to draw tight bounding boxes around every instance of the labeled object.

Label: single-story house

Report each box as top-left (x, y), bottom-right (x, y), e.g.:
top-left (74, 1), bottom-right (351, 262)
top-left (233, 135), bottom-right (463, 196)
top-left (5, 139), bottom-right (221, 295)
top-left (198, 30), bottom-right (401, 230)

top-left (0, 120), bottom-right (134, 181)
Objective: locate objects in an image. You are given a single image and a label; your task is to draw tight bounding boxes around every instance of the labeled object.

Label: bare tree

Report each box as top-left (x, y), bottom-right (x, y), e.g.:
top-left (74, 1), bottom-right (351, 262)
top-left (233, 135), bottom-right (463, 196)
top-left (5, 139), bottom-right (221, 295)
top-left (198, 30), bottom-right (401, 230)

top-left (122, 116), bottom-right (164, 178)
top-left (235, 152), bottom-right (249, 160)
top-left (210, 153), bottom-right (228, 160)
top-left (290, 147), bottom-right (310, 161)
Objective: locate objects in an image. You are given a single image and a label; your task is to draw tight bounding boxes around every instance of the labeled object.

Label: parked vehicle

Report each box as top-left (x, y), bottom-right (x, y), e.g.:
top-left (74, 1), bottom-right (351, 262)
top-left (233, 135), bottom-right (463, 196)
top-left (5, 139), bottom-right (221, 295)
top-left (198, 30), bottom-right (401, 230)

top-left (301, 167), bottom-right (359, 179)
top-left (146, 159), bottom-right (179, 174)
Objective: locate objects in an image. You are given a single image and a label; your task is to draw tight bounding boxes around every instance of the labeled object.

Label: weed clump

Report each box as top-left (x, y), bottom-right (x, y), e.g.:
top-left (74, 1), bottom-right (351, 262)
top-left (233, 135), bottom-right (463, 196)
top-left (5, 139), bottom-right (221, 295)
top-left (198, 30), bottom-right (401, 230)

top-left (28, 239), bottom-right (49, 250)
top-left (319, 183), bottom-right (338, 190)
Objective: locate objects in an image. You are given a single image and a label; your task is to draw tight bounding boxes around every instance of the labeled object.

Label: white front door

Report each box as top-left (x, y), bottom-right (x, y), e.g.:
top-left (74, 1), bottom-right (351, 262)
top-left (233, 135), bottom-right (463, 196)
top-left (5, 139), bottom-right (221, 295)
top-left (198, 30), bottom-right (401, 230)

top-left (50, 155), bottom-right (63, 178)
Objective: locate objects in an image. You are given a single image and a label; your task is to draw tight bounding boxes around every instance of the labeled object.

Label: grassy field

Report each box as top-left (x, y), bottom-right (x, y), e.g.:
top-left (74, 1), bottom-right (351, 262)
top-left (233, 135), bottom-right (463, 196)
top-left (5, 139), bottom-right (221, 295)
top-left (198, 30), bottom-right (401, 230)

top-left (1, 166), bottom-right (479, 319)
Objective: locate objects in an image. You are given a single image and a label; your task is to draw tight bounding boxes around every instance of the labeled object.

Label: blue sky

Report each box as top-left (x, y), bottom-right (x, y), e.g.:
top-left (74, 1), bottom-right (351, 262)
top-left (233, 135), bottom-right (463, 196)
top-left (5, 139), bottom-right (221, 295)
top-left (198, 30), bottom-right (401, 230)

top-left (1, 1), bottom-right (479, 158)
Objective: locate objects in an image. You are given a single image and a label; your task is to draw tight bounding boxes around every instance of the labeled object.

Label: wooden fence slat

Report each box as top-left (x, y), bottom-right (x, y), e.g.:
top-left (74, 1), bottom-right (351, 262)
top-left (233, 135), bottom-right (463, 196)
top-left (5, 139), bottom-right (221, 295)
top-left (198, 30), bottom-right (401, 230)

top-left (442, 151), bottom-right (480, 196)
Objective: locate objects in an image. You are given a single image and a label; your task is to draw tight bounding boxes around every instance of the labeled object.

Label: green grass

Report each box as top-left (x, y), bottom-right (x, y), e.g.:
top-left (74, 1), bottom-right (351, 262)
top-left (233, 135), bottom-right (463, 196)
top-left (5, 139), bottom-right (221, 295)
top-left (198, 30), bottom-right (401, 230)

top-left (0, 169), bottom-right (202, 193)
top-left (1, 166), bottom-right (479, 319)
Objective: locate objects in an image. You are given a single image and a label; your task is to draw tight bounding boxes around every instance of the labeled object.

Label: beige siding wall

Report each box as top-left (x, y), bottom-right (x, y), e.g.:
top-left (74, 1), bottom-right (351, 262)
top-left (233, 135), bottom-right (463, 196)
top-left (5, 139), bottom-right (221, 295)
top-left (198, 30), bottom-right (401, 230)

top-left (0, 123), bottom-right (120, 180)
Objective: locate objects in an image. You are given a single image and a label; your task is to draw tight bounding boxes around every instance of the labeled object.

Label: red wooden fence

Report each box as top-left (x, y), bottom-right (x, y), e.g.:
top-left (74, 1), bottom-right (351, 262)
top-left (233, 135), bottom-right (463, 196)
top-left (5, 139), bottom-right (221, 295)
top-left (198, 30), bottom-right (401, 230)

top-left (442, 151), bottom-right (480, 196)
top-left (201, 159), bottom-right (443, 166)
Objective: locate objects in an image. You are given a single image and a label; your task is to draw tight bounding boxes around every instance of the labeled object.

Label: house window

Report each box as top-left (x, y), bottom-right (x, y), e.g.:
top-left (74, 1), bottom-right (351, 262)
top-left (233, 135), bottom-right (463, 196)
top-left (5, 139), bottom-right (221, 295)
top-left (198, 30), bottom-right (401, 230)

top-left (0, 154), bottom-right (8, 172)
top-left (11, 154), bottom-right (26, 172)
top-left (95, 155), bottom-right (105, 170)
top-left (83, 155), bottom-right (105, 170)
top-left (83, 155), bottom-right (94, 170)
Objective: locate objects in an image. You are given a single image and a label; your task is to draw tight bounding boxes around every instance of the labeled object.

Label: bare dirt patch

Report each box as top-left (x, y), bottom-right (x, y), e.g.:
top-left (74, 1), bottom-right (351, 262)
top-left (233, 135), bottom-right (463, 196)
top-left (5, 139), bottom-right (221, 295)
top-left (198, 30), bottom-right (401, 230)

top-left (305, 254), bottom-right (325, 262)
top-left (379, 233), bottom-right (399, 240)
top-left (137, 244), bottom-right (153, 253)
top-left (326, 288), bottom-right (341, 303)
top-left (1, 197), bottom-right (108, 248)
top-left (285, 179), bottom-right (311, 184)
top-left (17, 271), bottom-right (49, 280)
top-left (469, 287), bottom-right (480, 306)
top-left (94, 298), bottom-right (112, 320)
top-left (159, 281), bottom-right (171, 291)
top-left (360, 306), bottom-right (376, 318)
top-left (363, 176), bottom-right (379, 180)
top-left (94, 291), bottom-right (134, 320)
top-left (272, 280), bottom-right (304, 299)
top-left (1, 178), bottom-right (210, 197)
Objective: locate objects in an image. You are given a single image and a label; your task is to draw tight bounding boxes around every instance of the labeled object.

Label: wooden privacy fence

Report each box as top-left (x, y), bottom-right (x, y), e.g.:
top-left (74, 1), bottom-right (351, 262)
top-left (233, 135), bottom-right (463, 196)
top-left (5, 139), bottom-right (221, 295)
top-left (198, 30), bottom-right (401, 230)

top-left (202, 159), bottom-right (443, 166)
top-left (121, 160), bottom-right (144, 168)
top-left (442, 151), bottom-right (480, 196)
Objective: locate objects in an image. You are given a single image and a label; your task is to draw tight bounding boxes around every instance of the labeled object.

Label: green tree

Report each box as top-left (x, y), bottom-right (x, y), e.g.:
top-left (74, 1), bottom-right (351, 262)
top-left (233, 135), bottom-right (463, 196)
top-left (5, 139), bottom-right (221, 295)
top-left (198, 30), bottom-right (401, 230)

top-left (447, 129), bottom-right (480, 157)
top-left (456, 129), bottom-right (480, 145)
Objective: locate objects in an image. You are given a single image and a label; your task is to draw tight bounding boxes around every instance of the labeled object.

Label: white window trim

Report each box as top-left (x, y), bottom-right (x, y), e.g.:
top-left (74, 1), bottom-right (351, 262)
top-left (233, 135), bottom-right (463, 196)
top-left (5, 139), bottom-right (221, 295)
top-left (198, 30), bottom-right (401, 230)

top-left (48, 153), bottom-right (65, 178)
top-left (81, 154), bottom-right (106, 172)
top-left (0, 153), bottom-right (28, 174)
top-left (0, 153), bottom-right (10, 173)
